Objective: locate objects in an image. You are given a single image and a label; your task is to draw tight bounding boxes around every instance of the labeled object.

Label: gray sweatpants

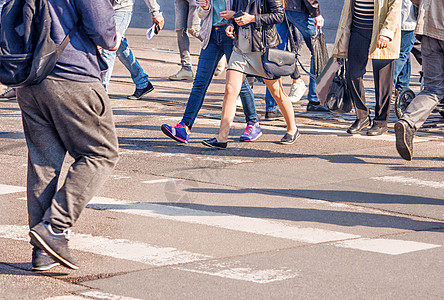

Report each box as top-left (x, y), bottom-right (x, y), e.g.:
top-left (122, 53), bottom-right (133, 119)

top-left (402, 36), bottom-right (444, 130)
top-left (17, 77), bottom-right (119, 230)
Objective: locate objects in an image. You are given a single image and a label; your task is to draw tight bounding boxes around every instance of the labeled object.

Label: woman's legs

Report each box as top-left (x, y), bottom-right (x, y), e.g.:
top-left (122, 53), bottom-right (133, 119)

top-left (263, 78), bottom-right (297, 135)
top-left (216, 70), bottom-right (246, 143)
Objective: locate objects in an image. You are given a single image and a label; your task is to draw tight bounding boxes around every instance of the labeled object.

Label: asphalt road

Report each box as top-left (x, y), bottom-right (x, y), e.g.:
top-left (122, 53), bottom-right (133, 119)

top-left (1, 3), bottom-right (444, 299)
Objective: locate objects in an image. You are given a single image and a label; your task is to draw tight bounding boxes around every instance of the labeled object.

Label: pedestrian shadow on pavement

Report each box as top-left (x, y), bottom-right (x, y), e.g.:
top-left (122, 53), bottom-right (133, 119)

top-left (0, 262), bottom-right (68, 276)
top-left (154, 201), bottom-right (444, 231)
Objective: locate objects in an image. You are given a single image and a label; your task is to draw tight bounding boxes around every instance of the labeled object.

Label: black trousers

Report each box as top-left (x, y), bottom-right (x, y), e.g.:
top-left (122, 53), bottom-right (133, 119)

top-left (346, 26), bottom-right (395, 126)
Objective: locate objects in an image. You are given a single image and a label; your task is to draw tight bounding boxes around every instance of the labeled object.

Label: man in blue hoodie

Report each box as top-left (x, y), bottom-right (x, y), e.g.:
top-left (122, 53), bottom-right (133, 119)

top-left (19, 0), bottom-right (120, 271)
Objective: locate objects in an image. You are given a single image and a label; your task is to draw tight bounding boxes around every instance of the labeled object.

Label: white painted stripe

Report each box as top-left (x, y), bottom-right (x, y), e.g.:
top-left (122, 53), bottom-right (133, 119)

top-left (0, 225), bottom-right (297, 283)
top-left (0, 225), bottom-right (210, 266)
top-left (372, 176), bottom-right (444, 190)
top-left (88, 197), bottom-right (359, 244)
top-left (118, 149), bottom-right (253, 164)
top-left (79, 290), bottom-right (142, 300)
top-left (0, 184), bottom-right (26, 195)
top-left (45, 295), bottom-right (86, 300)
top-left (45, 296), bottom-right (87, 300)
top-left (87, 197), bottom-right (442, 255)
top-left (176, 261), bottom-right (298, 284)
top-left (142, 178), bottom-right (184, 184)
top-left (332, 238), bottom-right (441, 255)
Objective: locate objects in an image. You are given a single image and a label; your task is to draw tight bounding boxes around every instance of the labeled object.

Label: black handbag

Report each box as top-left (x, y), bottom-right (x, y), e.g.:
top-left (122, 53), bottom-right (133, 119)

top-left (311, 28), bottom-right (329, 76)
top-left (325, 64), bottom-right (353, 114)
top-left (261, 13), bottom-right (297, 78)
top-left (262, 48), bottom-right (297, 77)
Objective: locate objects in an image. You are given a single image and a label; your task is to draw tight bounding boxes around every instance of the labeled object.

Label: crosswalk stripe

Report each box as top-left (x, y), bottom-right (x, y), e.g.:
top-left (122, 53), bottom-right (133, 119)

top-left (372, 176), bottom-right (444, 190)
top-left (87, 197), bottom-right (441, 255)
top-left (0, 225), bottom-right (210, 266)
top-left (175, 261), bottom-right (297, 284)
top-left (0, 225), bottom-right (298, 284)
top-left (0, 184), bottom-right (26, 195)
top-left (331, 238), bottom-right (441, 255)
top-left (88, 197), bottom-right (360, 244)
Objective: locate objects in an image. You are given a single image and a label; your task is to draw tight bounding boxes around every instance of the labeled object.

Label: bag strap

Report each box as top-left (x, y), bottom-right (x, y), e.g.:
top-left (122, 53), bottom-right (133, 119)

top-left (55, 22), bottom-right (80, 60)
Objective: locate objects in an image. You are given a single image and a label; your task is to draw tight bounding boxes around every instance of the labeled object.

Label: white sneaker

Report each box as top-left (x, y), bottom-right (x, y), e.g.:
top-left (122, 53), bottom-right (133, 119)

top-left (288, 79), bottom-right (307, 103)
top-left (168, 68), bottom-right (194, 81)
top-left (236, 96), bottom-right (242, 107)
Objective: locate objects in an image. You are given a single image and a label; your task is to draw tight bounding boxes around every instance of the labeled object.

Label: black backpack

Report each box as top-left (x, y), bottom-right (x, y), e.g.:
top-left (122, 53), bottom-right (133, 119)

top-left (0, 0), bottom-right (76, 87)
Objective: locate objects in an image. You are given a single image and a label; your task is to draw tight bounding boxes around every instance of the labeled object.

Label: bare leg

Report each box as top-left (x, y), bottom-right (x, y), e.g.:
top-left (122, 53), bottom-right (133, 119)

top-left (264, 78), bottom-right (297, 135)
top-left (216, 70), bottom-right (246, 143)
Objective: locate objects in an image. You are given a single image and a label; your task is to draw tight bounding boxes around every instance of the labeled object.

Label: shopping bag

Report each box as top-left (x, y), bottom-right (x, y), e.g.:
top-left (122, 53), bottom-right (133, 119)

top-left (315, 57), bottom-right (342, 105)
top-left (311, 29), bottom-right (329, 75)
top-left (325, 65), bottom-right (353, 114)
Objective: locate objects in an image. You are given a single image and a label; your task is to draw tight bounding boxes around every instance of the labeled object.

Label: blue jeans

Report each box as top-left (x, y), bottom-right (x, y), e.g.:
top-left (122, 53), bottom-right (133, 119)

top-left (175, 0), bottom-right (201, 70)
top-left (393, 30), bottom-right (415, 91)
top-left (181, 26), bottom-right (257, 128)
top-left (102, 10), bottom-right (150, 90)
top-left (265, 11), bottom-right (318, 112)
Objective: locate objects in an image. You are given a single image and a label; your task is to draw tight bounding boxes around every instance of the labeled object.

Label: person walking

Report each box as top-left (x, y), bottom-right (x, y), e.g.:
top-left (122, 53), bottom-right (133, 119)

top-left (202, 0), bottom-right (299, 149)
top-left (332, 0), bottom-right (401, 136)
top-left (265, 0), bottom-right (329, 117)
top-left (392, 0), bottom-right (417, 98)
top-left (161, 0), bottom-right (262, 144)
top-left (395, 0), bottom-right (444, 160)
top-left (101, 0), bottom-right (164, 100)
top-left (19, 0), bottom-right (120, 270)
top-left (168, 0), bottom-right (202, 81)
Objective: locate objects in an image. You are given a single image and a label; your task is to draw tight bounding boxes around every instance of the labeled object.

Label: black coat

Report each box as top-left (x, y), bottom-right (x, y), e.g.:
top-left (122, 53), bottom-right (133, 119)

top-left (230, 0), bottom-right (284, 52)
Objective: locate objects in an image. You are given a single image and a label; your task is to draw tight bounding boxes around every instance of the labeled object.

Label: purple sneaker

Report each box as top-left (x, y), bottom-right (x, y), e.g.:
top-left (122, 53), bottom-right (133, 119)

top-left (161, 122), bottom-right (190, 143)
top-left (239, 121), bottom-right (262, 142)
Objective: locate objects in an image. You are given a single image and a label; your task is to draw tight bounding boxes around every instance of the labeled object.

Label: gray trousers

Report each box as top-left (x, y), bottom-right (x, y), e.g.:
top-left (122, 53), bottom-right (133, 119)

top-left (175, 0), bottom-right (201, 70)
top-left (17, 77), bottom-right (119, 230)
top-left (402, 36), bottom-right (444, 131)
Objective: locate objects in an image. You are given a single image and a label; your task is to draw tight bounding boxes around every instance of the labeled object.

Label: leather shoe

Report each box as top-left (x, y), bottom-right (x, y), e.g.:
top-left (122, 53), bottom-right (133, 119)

top-left (347, 117), bottom-right (371, 134)
top-left (306, 102), bottom-right (330, 112)
top-left (202, 138), bottom-right (227, 149)
top-left (395, 120), bottom-right (414, 160)
top-left (367, 124), bottom-right (388, 136)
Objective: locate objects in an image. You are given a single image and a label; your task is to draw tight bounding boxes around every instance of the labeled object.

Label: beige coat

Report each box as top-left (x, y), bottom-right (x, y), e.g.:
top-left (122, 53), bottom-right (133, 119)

top-left (412, 0), bottom-right (444, 42)
top-left (331, 0), bottom-right (402, 60)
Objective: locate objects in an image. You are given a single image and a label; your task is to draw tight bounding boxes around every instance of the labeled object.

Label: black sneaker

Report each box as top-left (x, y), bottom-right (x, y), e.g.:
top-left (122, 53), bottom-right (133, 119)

top-left (31, 247), bottom-right (60, 271)
top-left (395, 120), bottom-right (414, 161)
top-left (202, 138), bottom-right (227, 149)
top-left (29, 222), bottom-right (79, 270)
top-left (264, 110), bottom-right (283, 121)
top-left (127, 82), bottom-right (154, 100)
top-left (307, 102), bottom-right (330, 112)
top-left (280, 129), bottom-right (301, 145)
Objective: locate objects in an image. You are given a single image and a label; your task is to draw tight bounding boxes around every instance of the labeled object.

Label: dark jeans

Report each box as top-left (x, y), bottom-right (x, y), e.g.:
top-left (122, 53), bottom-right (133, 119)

top-left (347, 26), bottom-right (394, 126)
top-left (402, 36), bottom-right (444, 130)
top-left (181, 26), bottom-right (257, 128)
top-left (17, 78), bottom-right (119, 230)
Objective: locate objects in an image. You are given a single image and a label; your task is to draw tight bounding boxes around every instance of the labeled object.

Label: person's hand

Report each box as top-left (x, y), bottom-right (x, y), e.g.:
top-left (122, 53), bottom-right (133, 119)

top-left (109, 32), bottom-right (122, 51)
top-left (377, 35), bottom-right (391, 49)
top-left (314, 15), bottom-right (324, 29)
top-left (152, 15), bottom-right (165, 31)
top-left (220, 10), bottom-right (235, 20)
top-left (235, 12), bottom-right (255, 26)
top-left (226, 24), bottom-right (235, 39)
top-left (199, 0), bottom-right (210, 10)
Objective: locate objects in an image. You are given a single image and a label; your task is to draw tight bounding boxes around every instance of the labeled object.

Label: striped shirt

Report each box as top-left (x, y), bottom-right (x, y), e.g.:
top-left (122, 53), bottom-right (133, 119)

top-left (353, 0), bottom-right (374, 30)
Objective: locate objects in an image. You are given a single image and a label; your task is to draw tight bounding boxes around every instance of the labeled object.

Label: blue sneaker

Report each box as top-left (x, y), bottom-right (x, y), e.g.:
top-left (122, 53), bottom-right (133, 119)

top-left (239, 121), bottom-right (262, 142)
top-left (161, 122), bottom-right (190, 143)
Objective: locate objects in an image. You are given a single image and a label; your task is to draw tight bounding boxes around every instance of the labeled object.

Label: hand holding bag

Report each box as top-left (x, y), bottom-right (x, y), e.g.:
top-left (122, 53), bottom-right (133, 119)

top-left (325, 64), bottom-right (353, 114)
